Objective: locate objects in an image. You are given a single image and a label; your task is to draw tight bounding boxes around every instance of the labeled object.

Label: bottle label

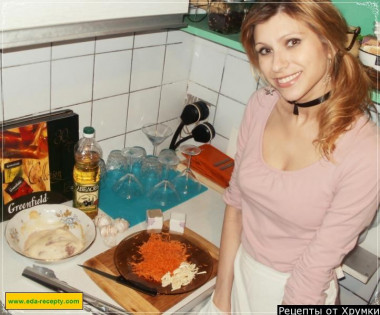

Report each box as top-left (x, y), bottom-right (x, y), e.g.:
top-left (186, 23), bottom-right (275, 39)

top-left (73, 182), bottom-right (99, 211)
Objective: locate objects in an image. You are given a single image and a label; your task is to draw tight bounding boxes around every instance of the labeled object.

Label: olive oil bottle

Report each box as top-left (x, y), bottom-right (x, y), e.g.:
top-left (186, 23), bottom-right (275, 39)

top-left (73, 126), bottom-right (102, 219)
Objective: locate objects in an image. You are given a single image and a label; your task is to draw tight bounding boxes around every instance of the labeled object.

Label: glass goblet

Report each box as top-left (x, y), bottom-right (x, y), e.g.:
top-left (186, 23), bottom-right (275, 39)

top-left (142, 123), bottom-right (173, 156)
top-left (140, 155), bottom-right (162, 195)
top-left (112, 146), bottom-right (145, 200)
top-left (173, 144), bottom-right (202, 197)
top-left (148, 149), bottom-right (180, 207)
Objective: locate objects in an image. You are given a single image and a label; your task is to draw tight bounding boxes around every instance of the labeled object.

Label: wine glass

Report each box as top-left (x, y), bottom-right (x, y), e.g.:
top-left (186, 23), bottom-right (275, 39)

top-left (112, 146), bottom-right (146, 200)
top-left (142, 123), bottom-right (173, 156)
top-left (148, 149), bottom-right (180, 207)
top-left (173, 144), bottom-right (202, 197)
top-left (140, 155), bottom-right (162, 194)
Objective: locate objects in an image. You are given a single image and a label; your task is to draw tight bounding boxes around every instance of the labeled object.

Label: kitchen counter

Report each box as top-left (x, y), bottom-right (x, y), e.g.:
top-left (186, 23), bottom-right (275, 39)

top-left (0, 186), bottom-right (226, 314)
top-left (1, 174), bottom-right (379, 311)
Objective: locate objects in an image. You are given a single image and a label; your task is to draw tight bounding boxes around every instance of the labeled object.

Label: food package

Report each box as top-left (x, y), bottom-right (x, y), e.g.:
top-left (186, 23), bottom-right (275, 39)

top-left (1, 110), bottom-right (79, 221)
top-left (146, 209), bottom-right (163, 232)
top-left (169, 212), bottom-right (186, 234)
top-left (186, 144), bottom-right (234, 188)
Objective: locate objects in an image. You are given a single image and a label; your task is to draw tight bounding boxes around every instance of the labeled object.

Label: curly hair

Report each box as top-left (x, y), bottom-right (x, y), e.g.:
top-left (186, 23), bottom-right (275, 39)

top-left (241, 0), bottom-right (375, 160)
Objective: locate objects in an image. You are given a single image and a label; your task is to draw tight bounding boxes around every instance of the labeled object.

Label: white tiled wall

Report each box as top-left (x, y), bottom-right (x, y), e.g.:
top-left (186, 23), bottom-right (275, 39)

top-left (0, 29), bottom-right (259, 160)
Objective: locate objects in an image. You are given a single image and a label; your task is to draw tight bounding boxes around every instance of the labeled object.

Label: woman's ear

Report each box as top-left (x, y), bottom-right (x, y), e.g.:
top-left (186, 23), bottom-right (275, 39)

top-left (326, 41), bottom-right (337, 60)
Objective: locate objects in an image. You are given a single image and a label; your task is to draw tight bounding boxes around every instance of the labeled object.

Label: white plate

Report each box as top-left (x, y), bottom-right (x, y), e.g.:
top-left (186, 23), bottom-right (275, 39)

top-left (359, 48), bottom-right (380, 71)
top-left (5, 204), bottom-right (96, 263)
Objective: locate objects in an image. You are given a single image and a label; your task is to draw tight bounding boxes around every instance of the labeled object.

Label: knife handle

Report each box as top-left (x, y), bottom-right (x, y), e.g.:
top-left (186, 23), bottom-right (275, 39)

top-left (116, 276), bottom-right (158, 296)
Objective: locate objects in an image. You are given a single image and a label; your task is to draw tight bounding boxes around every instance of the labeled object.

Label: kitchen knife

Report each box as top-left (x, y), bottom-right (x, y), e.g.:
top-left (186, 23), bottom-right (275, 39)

top-left (78, 264), bottom-right (158, 296)
top-left (22, 266), bottom-right (127, 314)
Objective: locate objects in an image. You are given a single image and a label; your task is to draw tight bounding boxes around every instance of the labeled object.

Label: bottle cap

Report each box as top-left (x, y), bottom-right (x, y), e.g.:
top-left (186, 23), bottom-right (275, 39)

top-left (83, 126), bottom-right (95, 138)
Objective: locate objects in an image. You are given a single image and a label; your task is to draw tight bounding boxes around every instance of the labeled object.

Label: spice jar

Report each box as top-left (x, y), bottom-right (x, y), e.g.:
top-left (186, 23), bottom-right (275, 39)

top-left (208, 0), bottom-right (247, 34)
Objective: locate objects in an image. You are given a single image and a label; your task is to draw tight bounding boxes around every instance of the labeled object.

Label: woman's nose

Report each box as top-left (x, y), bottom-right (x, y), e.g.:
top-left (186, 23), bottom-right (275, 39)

top-left (272, 51), bottom-right (288, 72)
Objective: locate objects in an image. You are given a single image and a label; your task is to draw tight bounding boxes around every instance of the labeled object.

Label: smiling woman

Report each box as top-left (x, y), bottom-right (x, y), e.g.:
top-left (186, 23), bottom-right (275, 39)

top-left (199, 0), bottom-right (379, 313)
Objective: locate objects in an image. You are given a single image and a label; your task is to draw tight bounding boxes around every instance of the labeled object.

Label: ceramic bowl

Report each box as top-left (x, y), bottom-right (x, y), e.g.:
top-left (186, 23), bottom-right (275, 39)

top-left (359, 47), bottom-right (380, 71)
top-left (5, 204), bottom-right (96, 263)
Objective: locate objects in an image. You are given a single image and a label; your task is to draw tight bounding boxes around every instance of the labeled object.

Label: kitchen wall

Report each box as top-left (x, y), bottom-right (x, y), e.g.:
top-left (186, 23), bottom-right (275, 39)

top-left (0, 29), bottom-right (259, 160)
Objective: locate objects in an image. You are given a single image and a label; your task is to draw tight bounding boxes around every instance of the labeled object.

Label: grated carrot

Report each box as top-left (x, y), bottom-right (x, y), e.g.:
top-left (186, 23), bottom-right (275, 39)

top-left (130, 233), bottom-right (189, 282)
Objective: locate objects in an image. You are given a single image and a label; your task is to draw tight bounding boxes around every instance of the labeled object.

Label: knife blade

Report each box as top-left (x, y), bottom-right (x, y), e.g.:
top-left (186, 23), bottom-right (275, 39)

top-left (78, 265), bottom-right (158, 296)
top-left (22, 266), bottom-right (127, 314)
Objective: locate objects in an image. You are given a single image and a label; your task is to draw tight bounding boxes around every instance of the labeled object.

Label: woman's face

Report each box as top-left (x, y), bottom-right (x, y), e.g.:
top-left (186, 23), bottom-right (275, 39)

top-left (254, 12), bottom-right (332, 103)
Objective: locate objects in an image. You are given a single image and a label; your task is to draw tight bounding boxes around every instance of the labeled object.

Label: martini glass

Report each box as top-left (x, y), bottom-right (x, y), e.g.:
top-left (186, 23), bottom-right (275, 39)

top-left (148, 149), bottom-right (180, 207)
top-left (173, 144), bottom-right (202, 197)
top-left (142, 123), bottom-right (173, 156)
top-left (112, 146), bottom-right (146, 200)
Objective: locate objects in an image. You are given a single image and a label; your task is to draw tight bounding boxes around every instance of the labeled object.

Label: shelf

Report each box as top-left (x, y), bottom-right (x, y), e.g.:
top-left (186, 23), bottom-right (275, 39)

top-left (182, 15), bottom-right (244, 53)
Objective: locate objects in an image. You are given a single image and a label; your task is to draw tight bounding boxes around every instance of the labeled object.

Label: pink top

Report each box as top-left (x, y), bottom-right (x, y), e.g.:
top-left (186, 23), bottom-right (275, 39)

top-left (223, 88), bottom-right (380, 304)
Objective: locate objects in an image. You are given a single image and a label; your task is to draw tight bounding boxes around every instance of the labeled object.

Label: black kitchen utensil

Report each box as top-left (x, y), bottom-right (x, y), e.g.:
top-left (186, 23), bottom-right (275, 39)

top-left (173, 122), bottom-right (215, 150)
top-left (78, 264), bottom-right (158, 296)
top-left (169, 101), bottom-right (210, 150)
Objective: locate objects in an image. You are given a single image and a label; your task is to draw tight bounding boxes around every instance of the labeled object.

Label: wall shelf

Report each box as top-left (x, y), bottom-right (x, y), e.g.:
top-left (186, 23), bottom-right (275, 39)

top-left (182, 15), bottom-right (244, 53)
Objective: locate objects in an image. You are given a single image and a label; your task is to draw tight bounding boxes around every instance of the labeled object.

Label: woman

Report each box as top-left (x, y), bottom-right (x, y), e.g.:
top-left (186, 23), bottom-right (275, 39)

top-left (200, 0), bottom-right (379, 312)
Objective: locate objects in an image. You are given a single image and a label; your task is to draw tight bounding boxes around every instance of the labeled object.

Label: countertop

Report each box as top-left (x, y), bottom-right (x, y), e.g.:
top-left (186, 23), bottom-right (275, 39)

top-left (1, 172), bottom-right (379, 312)
top-left (0, 186), bottom-right (226, 314)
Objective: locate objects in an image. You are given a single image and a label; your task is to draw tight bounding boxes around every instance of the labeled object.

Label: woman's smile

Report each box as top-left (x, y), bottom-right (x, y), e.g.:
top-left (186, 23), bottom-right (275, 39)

top-left (276, 71), bottom-right (302, 87)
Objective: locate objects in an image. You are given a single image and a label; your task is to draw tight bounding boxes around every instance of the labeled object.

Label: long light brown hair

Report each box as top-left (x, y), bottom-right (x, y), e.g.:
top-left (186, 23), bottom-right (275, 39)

top-left (241, 0), bottom-right (375, 160)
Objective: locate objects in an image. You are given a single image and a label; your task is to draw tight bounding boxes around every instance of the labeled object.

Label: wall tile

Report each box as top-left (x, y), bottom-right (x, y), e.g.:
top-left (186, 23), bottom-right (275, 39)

top-left (99, 135), bottom-right (126, 160)
top-left (187, 81), bottom-right (218, 106)
top-left (2, 44), bottom-right (51, 67)
top-left (92, 94), bottom-right (129, 141)
top-left (134, 30), bottom-right (167, 48)
top-left (70, 102), bottom-right (92, 134)
top-left (163, 42), bottom-right (193, 84)
top-left (51, 55), bottom-right (94, 109)
top-left (130, 46), bottom-right (165, 91)
top-left (2, 62), bottom-right (50, 120)
top-left (127, 87), bottom-right (161, 132)
top-left (189, 37), bottom-right (227, 92)
top-left (227, 48), bottom-right (249, 61)
top-left (211, 134), bottom-right (229, 155)
top-left (52, 39), bottom-right (95, 59)
top-left (95, 34), bottom-right (134, 53)
top-left (208, 104), bottom-right (216, 125)
top-left (0, 68), bottom-right (3, 122)
top-left (167, 30), bottom-right (194, 44)
top-left (220, 54), bottom-right (257, 104)
top-left (214, 95), bottom-right (245, 139)
top-left (93, 50), bottom-right (132, 99)
top-left (159, 81), bottom-right (188, 122)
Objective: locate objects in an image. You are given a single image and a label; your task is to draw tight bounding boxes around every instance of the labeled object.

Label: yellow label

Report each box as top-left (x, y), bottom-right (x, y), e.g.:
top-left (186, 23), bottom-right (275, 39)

top-left (73, 182), bottom-right (99, 211)
top-left (5, 292), bottom-right (83, 310)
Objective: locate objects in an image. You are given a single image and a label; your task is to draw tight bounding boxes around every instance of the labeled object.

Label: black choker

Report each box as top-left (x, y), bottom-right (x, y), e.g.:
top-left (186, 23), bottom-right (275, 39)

top-left (288, 92), bottom-right (331, 115)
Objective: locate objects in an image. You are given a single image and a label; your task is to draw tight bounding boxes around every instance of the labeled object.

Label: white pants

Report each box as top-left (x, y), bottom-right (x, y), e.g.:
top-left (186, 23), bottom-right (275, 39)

top-left (199, 245), bottom-right (338, 314)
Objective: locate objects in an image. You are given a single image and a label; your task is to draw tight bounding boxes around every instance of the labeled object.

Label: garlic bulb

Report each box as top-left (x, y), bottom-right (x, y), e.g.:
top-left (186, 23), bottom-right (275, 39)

top-left (99, 224), bottom-right (118, 238)
top-left (94, 213), bottom-right (112, 228)
top-left (113, 218), bottom-right (129, 233)
top-left (102, 235), bottom-right (117, 247)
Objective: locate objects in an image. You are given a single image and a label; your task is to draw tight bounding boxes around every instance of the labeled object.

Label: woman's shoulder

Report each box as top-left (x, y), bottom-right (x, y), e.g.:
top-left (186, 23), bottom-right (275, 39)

top-left (246, 87), bottom-right (279, 113)
top-left (335, 116), bottom-right (379, 165)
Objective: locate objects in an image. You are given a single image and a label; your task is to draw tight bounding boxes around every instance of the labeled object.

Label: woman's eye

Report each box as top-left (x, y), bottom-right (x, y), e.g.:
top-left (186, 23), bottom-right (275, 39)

top-left (287, 39), bottom-right (301, 47)
top-left (257, 47), bottom-right (271, 55)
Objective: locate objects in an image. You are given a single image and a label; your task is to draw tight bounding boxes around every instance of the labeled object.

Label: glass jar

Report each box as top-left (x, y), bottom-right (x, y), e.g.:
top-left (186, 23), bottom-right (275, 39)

top-left (208, 0), bottom-right (247, 34)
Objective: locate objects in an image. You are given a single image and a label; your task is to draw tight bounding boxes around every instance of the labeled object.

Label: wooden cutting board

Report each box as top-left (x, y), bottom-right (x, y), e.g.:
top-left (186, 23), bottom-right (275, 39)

top-left (83, 224), bottom-right (219, 314)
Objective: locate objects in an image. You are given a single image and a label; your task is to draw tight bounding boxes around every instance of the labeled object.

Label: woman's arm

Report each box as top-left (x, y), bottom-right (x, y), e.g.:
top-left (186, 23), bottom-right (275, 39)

top-left (212, 204), bottom-right (242, 312)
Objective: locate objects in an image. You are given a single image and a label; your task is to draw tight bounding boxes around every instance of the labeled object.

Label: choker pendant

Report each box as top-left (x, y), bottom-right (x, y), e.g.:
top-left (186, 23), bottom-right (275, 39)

top-left (289, 92), bottom-right (331, 115)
